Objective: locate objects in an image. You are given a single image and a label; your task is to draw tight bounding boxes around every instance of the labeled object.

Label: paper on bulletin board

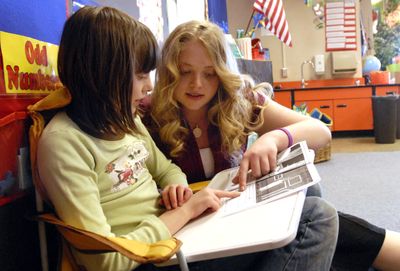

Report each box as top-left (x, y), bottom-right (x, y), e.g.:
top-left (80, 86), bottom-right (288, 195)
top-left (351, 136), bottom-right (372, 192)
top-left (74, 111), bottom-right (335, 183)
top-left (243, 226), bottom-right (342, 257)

top-left (0, 31), bottom-right (61, 95)
top-left (325, 0), bottom-right (357, 51)
top-left (137, 0), bottom-right (164, 44)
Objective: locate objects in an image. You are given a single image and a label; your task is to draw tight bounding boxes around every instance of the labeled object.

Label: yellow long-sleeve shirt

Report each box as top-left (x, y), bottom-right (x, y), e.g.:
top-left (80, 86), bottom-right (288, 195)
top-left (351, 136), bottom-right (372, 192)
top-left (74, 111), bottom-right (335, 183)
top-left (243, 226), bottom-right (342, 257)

top-left (37, 111), bottom-right (187, 270)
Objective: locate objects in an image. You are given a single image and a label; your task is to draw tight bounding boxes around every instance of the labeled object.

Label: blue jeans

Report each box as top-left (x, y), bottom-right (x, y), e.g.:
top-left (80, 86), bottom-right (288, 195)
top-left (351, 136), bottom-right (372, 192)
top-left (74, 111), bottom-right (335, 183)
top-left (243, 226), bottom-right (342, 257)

top-left (136, 196), bottom-right (339, 271)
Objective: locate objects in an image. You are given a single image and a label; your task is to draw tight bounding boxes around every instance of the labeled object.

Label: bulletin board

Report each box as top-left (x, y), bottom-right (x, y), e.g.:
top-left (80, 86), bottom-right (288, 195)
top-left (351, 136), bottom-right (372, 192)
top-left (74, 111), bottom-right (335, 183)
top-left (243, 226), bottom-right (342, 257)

top-left (0, 0), bottom-right (67, 95)
top-left (89, 0), bottom-right (169, 45)
top-left (208, 0), bottom-right (229, 33)
top-left (0, 0), bottom-right (67, 45)
top-left (325, 0), bottom-right (357, 51)
top-left (0, 1), bottom-right (67, 201)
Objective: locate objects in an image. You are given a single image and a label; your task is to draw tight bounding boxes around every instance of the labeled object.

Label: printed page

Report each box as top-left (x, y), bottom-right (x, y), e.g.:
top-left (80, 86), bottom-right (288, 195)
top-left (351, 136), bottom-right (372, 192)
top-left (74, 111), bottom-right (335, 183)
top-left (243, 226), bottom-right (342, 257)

top-left (274, 141), bottom-right (313, 173)
top-left (208, 141), bottom-right (320, 216)
top-left (219, 163), bottom-right (320, 216)
top-left (211, 141), bottom-right (313, 191)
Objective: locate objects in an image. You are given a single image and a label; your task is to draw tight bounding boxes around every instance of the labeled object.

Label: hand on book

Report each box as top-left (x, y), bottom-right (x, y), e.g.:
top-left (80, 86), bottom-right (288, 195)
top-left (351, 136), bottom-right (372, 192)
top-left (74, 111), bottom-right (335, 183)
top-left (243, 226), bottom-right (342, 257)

top-left (235, 133), bottom-right (280, 191)
top-left (159, 188), bottom-right (241, 234)
top-left (159, 184), bottom-right (193, 210)
top-left (182, 188), bottom-right (240, 219)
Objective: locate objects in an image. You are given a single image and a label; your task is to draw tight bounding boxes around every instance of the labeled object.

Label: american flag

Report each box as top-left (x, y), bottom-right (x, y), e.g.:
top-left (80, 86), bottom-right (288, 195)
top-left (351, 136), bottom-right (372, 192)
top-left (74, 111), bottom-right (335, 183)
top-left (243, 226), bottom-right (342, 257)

top-left (253, 0), bottom-right (293, 47)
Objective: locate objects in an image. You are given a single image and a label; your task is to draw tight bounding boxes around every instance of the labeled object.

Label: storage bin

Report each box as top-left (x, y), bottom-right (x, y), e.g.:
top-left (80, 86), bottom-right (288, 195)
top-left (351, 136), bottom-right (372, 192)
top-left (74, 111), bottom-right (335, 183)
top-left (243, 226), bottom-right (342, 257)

top-left (314, 123), bottom-right (332, 164)
top-left (0, 96), bottom-right (40, 203)
top-left (370, 71), bottom-right (390, 85)
top-left (0, 111), bottom-right (28, 197)
top-left (314, 143), bottom-right (331, 164)
top-left (293, 107), bottom-right (332, 163)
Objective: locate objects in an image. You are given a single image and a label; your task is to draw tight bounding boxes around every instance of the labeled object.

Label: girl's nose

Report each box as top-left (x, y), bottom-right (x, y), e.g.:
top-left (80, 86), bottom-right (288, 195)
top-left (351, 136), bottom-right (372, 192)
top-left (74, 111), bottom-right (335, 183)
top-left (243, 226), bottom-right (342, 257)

top-left (190, 74), bottom-right (202, 88)
top-left (142, 77), bottom-right (153, 95)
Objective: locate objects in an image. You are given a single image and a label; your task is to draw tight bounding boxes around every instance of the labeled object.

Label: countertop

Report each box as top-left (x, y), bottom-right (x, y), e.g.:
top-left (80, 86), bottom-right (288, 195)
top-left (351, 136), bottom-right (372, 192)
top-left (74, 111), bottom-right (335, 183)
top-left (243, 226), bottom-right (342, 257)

top-left (274, 83), bottom-right (400, 92)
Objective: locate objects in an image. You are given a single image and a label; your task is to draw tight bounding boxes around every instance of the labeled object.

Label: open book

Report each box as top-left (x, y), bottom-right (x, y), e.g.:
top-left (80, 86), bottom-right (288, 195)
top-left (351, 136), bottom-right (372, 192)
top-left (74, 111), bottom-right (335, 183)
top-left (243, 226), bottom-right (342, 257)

top-left (163, 142), bottom-right (311, 265)
top-left (208, 141), bottom-right (320, 216)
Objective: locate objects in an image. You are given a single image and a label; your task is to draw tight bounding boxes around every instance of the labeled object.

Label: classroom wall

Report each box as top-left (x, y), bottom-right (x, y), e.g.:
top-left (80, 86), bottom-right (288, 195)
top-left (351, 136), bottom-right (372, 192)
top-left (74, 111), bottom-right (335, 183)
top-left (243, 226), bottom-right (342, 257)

top-left (0, 0), bottom-right (173, 47)
top-left (226, 0), bottom-right (363, 82)
top-left (0, 0), bottom-right (67, 45)
top-left (360, 0), bottom-right (374, 55)
top-left (94, 0), bottom-right (140, 20)
top-left (1, 0), bottom-right (368, 85)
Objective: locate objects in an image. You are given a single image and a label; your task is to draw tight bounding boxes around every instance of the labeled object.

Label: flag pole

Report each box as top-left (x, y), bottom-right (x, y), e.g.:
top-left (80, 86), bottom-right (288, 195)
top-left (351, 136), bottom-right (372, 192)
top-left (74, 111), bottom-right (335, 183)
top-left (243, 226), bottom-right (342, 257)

top-left (244, 10), bottom-right (255, 37)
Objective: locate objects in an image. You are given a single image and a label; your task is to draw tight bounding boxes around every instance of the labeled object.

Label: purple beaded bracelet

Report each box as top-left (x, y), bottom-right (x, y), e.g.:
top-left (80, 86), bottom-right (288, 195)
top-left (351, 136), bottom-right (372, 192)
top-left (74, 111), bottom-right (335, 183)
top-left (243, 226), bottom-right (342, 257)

top-left (277, 128), bottom-right (293, 148)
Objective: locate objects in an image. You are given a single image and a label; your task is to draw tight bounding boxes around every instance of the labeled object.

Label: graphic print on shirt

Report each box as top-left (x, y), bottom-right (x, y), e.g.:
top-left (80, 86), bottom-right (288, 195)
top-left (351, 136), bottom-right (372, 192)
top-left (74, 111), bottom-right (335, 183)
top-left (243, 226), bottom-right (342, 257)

top-left (105, 141), bottom-right (149, 192)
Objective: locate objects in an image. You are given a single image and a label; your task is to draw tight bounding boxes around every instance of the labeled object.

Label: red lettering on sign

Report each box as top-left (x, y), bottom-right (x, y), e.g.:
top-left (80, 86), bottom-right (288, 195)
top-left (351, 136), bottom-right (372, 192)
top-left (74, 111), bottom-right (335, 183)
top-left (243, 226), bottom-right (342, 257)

top-left (25, 41), bottom-right (48, 66)
top-left (6, 65), bottom-right (19, 90)
top-left (20, 73), bottom-right (29, 90)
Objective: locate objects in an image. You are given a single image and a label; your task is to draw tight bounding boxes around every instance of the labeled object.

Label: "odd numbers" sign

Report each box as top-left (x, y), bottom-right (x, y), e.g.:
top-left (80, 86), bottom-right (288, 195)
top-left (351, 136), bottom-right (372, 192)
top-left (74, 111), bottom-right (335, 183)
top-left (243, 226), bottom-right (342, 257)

top-left (0, 31), bottom-right (61, 94)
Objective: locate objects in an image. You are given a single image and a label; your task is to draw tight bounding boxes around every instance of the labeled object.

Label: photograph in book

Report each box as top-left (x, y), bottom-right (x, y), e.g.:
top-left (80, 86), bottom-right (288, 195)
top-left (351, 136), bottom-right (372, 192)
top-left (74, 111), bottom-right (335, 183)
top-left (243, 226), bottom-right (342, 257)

top-left (208, 141), bottom-right (321, 216)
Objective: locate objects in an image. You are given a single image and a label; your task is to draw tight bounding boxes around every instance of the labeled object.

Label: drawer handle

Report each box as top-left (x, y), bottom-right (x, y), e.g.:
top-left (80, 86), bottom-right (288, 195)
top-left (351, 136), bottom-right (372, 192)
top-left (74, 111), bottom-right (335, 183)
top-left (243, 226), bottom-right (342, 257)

top-left (319, 105), bottom-right (330, 109)
top-left (336, 104), bottom-right (347, 108)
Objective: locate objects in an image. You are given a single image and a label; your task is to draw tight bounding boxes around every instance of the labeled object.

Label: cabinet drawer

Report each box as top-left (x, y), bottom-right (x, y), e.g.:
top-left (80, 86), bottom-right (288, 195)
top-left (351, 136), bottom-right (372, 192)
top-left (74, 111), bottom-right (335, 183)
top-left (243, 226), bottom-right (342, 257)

top-left (334, 98), bottom-right (373, 131)
top-left (375, 86), bottom-right (400, 96)
top-left (295, 87), bottom-right (372, 101)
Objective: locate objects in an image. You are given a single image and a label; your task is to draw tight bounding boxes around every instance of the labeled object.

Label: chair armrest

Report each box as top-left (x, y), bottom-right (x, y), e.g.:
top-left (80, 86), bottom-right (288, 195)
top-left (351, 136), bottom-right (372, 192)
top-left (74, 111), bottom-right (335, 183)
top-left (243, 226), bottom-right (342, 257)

top-left (188, 181), bottom-right (210, 193)
top-left (31, 213), bottom-right (182, 264)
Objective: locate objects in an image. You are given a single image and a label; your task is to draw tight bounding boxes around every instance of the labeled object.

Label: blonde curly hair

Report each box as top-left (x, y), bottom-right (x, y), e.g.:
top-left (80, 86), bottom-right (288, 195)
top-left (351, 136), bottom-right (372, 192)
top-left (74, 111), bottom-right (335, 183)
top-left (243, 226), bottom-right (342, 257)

top-left (151, 20), bottom-right (272, 157)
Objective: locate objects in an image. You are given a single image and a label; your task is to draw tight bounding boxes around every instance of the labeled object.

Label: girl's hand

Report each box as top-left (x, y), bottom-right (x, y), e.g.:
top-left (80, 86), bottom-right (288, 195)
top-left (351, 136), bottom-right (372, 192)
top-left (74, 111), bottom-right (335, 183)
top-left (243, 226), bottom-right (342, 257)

top-left (182, 188), bottom-right (240, 219)
top-left (159, 188), bottom-right (240, 234)
top-left (235, 134), bottom-right (280, 191)
top-left (160, 184), bottom-right (193, 210)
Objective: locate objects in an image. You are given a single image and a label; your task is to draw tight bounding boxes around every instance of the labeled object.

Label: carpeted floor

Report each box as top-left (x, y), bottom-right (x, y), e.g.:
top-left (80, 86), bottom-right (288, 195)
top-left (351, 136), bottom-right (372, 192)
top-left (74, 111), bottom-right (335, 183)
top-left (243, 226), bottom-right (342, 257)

top-left (316, 150), bottom-right (400, 232)
top-left (331, 136), bottom-right (400, 153)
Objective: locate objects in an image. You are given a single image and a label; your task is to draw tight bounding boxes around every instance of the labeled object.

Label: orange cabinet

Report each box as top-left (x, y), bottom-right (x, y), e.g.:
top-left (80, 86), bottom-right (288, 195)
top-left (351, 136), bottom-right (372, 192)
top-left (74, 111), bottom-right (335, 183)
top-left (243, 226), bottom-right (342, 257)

top-left (273, 91), bottom-right (292, 109)
top-left (294, 87), bottom-right (373, 131)
top-left (333, 98), bottom-right (373, 131)
top-left (375, 85), bottom-right (400, 96)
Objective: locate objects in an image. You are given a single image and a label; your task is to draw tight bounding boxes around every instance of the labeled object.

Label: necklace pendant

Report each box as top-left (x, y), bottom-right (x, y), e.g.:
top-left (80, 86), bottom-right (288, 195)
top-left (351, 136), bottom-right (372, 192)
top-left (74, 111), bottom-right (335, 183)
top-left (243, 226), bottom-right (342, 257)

top-left (193, 125), bottom-right (202, 138)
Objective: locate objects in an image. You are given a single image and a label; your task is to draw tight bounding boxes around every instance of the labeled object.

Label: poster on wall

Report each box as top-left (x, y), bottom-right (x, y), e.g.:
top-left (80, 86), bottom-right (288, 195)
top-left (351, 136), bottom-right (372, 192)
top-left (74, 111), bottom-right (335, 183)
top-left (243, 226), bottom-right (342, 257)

top-left (166, 0), bottom-right (205, 32)
top-left (207, 0), bottom-right (229, 33)
top-left (137, 0), bottom-right (164, 44)
top-left (0, 32), bottom-right (61, 95)
top-left (325, 0), bottom-right (357, 51)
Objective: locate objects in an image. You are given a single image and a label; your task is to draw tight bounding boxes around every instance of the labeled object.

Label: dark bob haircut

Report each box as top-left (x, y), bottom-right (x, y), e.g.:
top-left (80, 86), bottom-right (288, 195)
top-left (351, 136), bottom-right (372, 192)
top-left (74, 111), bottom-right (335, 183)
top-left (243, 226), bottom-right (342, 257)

top-left (57, 6), bottom-right (158, 138)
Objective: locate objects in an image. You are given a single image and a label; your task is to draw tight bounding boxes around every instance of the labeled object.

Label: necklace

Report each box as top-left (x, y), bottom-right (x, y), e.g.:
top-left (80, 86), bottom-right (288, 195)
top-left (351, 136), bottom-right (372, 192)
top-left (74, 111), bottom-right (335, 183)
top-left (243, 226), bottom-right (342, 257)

top-left (183, 118), bottom-right (204, 139)
top-left (193, 125), bottom-right (202, 138)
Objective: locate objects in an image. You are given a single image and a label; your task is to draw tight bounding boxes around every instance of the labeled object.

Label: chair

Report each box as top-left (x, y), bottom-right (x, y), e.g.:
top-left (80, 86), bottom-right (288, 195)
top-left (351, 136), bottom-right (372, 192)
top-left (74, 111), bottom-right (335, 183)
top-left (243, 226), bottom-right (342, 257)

top-left (28, 88), bottom-right (188, 271)
top-left (187, 181), bottom-right (210, 193)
